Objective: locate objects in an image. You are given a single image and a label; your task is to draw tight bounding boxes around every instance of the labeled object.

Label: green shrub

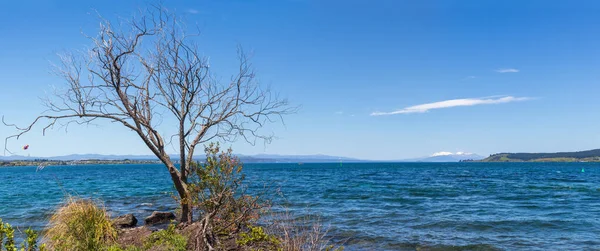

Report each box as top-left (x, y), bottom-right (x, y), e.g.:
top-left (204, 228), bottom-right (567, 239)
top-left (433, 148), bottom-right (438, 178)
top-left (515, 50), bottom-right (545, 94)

top-left (104, 245), bottom-right (142, 251)
top-left (45, 197), bottom-right (117, 251)
top-left (0, 219), bottom-right (45, 251)
top-left (143, 223), bottom-right (187, 251)
top-left (185, 144), bottom-right (342, 251)
top-left (21, 228), bottom-right (47, 251)
top-left (189, 143), bottom-right (265, 234)
top-left (237, 225), bottom-right (281, 250)
top-left (2, 222), bottom-right (16, 251)
top-left (23, 228), bottom-right (38, 251)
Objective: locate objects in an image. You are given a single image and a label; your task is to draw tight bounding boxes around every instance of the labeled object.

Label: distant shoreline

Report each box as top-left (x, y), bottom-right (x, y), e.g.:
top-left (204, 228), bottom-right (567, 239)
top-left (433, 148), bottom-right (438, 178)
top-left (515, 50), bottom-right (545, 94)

top-left (462, 159), bottom-right (600, 163)
top-left (3, 159), bottom-right (599, 167)
top-left (0, 159), bottom-right (162, 167)
top-left (0, 159), bottom-right (368, 167)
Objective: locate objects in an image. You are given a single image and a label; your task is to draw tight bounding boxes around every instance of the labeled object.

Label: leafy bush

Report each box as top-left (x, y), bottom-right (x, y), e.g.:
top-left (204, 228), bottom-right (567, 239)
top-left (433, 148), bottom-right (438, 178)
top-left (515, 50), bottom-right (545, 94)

top-left (189, 144), bottom-right (265, 233)
top-left (0, 219), bottom-right (46, 251)
top-left (104, 245), bottom-right (142, 251)
top-left (143, 223), bottom-right (187, 251)
top-left (45, 197), bottom-right (117, 251)
top-left (23, 228), bottom-right (47, 251)
top-left (0, 220), bottom-right (16, 251)
top-left (237, 225), bottom-right (281, 250)
top-left (185, 143), bottom-right (268, 249)
top-left (184, 144), bottom-right (342, 251)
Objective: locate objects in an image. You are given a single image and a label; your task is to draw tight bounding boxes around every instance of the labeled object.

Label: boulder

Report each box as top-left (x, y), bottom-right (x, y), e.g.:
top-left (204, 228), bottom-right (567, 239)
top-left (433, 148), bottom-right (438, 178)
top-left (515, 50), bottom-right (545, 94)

top-left (117, 226), bottom-right (152, 247)
top-left (144, 211), bottom-right (176, 226)
top-left (113, 214), bottom-right (138, 228)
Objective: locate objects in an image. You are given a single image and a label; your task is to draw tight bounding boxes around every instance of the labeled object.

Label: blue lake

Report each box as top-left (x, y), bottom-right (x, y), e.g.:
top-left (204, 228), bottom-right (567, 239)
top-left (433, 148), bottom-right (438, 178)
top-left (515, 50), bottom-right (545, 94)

top-left (1, 162), bottom-right (599, 250)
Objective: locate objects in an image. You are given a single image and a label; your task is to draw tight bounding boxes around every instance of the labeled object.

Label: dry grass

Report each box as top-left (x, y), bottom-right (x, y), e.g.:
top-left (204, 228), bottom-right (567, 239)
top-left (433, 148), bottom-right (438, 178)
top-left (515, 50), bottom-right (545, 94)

top-left (44, 197), bottom-right (117, 251)
top-left (266, 209), bottom-right (343, 251)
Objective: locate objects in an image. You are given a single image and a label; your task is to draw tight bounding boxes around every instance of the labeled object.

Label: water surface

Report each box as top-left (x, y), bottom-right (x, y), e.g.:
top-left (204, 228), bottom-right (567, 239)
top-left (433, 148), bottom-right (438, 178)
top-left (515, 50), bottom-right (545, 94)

top-left (1, 162), bottom-right (599, 250)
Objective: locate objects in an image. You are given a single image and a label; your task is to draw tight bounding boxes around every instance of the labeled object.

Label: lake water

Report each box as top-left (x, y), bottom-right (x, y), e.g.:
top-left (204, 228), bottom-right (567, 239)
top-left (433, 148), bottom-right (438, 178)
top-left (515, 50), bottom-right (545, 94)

top-left (1, 162), bottom-right (599, 250)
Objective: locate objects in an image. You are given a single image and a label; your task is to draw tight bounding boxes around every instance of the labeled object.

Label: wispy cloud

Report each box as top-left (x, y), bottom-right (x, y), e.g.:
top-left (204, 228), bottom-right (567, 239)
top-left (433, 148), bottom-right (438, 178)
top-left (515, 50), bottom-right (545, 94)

top-left (495, 68), bottom-right (519, 73)
top-left (187, 9), bottom-right (199, 14)
top-left (334, 111), bottom-right (344, 115)
top-left (464, 76), bottom-right (476, 79)
top-left (370, 96), bottom-right (532, 116)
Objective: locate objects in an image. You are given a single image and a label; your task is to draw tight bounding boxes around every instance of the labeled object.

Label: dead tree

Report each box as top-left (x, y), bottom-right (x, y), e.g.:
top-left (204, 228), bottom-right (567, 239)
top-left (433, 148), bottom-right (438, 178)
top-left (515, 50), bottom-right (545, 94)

top-left (3, 6), bottom-right (292, 223)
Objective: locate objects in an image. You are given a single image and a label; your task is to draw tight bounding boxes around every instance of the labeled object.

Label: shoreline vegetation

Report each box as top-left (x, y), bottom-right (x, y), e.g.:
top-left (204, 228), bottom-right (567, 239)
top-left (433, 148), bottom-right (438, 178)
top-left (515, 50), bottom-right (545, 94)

top-left (0, 159), bottom-right (162, 167)
top-left (463, 148), bottom-right (600, 162)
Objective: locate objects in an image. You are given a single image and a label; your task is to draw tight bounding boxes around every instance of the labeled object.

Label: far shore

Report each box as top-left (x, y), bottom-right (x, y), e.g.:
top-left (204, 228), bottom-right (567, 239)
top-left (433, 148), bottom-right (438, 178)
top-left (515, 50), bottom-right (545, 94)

top-left (3, 159), bottom-right (600, 167)
top-left (0, 159), bottom-right (162, 167)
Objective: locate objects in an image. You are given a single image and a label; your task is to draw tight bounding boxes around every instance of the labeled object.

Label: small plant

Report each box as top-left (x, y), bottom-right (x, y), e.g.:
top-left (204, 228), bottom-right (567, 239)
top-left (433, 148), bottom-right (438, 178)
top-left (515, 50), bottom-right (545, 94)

top-left (189, 144), bottom-right (264, 232)
top-left (104, 245), bottom-right (142, 251)
top-left (3, 222), bottom-right (16, 251)
top-left (0, 219), bottom-right (5, 250)
top-left (0, 219), bottom-right (46, 251)
top-left (237, 225), bottom-right (281, 250)
top-left (324, 245), bottom-right (344, 251)
top-left (45, 197), bottom-right (117, 251)
top-left (21, 228), bottom-right (46, 251)
top-left (143, 223), bottom-right (187, 251)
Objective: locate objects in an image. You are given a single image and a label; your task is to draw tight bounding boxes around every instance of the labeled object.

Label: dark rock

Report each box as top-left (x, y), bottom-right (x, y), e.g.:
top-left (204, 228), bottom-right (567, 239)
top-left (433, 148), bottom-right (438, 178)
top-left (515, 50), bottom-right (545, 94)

top-left (117, 226), bottom-right (152, 247)
top-left (144, 211), bottom-right (176, 226)
top-left (113, 214), bottom-right (138, 228)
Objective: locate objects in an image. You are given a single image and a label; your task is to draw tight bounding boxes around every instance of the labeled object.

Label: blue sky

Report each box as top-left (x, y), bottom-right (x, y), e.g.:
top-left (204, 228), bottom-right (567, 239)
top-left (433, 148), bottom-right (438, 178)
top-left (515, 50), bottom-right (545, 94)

top-left (1, 0), bottom-right (599, 160)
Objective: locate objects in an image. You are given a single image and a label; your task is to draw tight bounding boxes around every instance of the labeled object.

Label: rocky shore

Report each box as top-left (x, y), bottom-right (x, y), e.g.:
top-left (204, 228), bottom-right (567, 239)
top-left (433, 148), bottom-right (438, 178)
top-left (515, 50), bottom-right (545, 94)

top-left (113, 211), bottom-right (177, 248)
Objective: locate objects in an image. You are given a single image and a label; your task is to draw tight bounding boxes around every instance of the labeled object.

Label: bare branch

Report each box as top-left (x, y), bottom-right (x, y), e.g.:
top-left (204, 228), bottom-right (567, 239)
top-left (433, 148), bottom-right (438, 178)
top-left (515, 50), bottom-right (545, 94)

top-left (4, 4), bottom-right (294, 223)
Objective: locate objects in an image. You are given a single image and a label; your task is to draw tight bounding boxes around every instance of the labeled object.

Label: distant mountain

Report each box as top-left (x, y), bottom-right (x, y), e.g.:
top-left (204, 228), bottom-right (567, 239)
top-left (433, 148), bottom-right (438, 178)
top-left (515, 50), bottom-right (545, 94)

top-left (400, 152), bottom-right (484, 162)
top-left (0, 153), bottom-right (362, 163)
top-left (478, 149), bottom-right (600, 162)
top-left (249, 154), bottom-right (360, 162)
top-left (0, 155), bottom-right (37, 161)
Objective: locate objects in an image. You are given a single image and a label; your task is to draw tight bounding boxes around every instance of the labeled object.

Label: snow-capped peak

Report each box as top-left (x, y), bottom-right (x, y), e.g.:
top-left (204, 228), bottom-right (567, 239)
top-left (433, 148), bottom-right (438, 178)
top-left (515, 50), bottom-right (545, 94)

top-left (431, 151), bottom-right (473, 157)
top-left (431, 151), bottom-right (453, 157)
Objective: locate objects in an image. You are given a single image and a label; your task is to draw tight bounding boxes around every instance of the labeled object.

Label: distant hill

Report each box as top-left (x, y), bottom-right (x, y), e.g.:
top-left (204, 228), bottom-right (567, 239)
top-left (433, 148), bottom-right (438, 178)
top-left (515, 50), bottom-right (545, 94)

top-left (477, 149), bottom-right (600, 162)
top-left (0, 153), bottom-right (362, 163)
top-left (250, 154), bottom-right (360, 163)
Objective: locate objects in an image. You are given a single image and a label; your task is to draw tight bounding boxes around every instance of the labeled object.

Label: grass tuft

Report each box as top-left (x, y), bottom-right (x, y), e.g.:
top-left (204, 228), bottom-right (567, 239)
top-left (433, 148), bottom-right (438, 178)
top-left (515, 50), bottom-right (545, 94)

top-left (266, 210), bottom-right (344, 251)
top-left (45, 197), bottom-right (117, 251)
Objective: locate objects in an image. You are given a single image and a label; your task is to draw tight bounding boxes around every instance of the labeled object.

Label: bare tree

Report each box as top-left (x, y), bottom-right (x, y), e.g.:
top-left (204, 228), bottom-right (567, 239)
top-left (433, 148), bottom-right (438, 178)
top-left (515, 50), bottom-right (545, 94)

top-left (3, 6), bottom-right (293, 223)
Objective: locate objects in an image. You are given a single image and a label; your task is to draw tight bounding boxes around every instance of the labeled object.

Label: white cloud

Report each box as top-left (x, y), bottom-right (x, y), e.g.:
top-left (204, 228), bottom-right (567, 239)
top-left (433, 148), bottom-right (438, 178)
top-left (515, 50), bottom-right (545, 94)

top-left (334, 111), bottom-right (344, 115)
top-left (464, 76), bottom-right (476, 80)
top-left (370, 96), bottom-right (532, 116)
top-left (495, 68), bottom-right (519, 73)
top-left (187, 9), bottom-right (199, 14)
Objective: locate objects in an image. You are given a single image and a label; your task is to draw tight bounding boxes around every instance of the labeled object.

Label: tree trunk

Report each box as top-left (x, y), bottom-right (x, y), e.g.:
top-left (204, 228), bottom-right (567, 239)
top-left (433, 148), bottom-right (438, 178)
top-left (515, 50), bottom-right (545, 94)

top-left (179, 196), bottom-right (193, 223)
top-left (179, 199), bottom-right (193, 223)
top-left (167, 163), bottom-right (194, 223)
